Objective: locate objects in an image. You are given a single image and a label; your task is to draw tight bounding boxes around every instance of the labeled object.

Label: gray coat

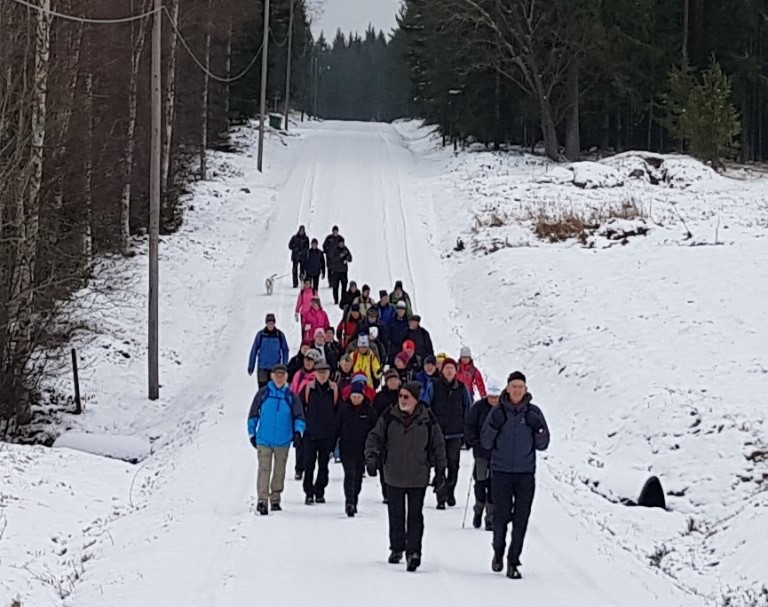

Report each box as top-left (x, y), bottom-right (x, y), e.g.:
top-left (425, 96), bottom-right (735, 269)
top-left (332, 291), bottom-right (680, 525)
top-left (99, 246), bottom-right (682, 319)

top-left (365, 402), bottom-right (447, 489)
top-left (480, 393), bottom-right (549, 474)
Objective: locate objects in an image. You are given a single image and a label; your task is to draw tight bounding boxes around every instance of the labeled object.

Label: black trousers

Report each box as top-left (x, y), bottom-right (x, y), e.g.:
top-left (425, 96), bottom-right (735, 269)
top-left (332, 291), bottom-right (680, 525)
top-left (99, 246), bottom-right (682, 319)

top-left (437, 437), bottom-right (462, 503)
top-left (303, 437), bottom-right (334, 498)
top-left (292, 259), bottom-right (302, 287)
top-left (306, 274), bottom-right (320, 291)
top-left (387, 486), bottom-right (427, 554)
top-left (294, 438), bottom-right (305, 474)
top-left (492, 472), bottom-right (535, 564)
top-left (330, 271), bottom-right (348, 305)
top-left (473, 457), bottom-right (493, 505)
top-left (342, 455), bottom-right (364, 505)
top-left (256, 368), bottom-right (271, 389)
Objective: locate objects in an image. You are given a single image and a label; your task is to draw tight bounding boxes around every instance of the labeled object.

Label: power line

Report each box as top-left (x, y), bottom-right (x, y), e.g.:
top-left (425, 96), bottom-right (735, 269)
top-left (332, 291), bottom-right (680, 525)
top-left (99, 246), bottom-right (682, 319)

top-left (4, 0), bottom-right (161, 24)
top-left (163, 7), bottom-right (265, 84)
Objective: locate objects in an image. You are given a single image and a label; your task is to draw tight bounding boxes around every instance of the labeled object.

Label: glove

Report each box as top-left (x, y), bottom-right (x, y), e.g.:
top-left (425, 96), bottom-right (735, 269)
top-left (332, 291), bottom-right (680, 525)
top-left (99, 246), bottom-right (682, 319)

top-left (304, 324), bottom-right (311, 332)
top-left (249, 435), bottom-right (257, 449)
top-left (294, 313), bottom-right (299, 322)
top-left (248, 368), bottom-right (254, 377)
top-left (293, 431), bottom-right (302, 448)
top-left (526, 410), bottom-right (544, 433)
top-left (366, 461), bottom-right (378, 477)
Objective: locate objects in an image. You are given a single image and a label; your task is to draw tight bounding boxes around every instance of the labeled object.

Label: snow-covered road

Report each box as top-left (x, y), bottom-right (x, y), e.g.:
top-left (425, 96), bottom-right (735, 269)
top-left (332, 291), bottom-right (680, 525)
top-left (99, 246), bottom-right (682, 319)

top-left (60, 122), bottom-right (699, 606)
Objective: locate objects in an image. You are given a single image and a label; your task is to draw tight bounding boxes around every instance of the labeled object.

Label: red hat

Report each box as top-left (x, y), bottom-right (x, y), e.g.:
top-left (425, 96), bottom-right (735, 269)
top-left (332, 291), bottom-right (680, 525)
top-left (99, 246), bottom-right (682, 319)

top-left (396, 351), bottom-right (411, 365)
top-left (403, 339), bottom-right (416, 352)
top-left (441, 357), bottom-right (458, 370)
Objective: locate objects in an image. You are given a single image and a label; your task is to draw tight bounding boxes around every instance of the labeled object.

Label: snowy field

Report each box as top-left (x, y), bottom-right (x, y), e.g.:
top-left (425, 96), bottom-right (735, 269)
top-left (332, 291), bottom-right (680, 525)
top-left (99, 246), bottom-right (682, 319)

top-left (1, 119), bottom-right (766, 606)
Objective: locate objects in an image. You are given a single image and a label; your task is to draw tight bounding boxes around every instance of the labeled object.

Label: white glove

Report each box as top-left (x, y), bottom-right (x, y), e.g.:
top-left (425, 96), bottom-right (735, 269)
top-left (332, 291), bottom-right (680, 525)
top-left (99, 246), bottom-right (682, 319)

top-left (304, 324), bottom-right (311, 332)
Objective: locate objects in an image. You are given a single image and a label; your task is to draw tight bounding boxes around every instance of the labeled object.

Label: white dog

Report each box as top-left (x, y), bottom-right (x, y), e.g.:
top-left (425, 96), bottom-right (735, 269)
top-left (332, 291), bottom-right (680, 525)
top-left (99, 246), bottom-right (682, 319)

top-left (265, 273), bottom-right (278, 296)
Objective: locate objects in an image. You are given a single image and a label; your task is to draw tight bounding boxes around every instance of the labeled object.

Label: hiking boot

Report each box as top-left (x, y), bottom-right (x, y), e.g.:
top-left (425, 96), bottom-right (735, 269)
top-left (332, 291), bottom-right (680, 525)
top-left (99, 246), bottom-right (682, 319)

top-left (345, 503), bottom-right (355, 517)
top-left (436, 501), bottom-right (446, 510)
top-left (305, 495), bottom-right (314, 505)
top-left (491, 553), bottom-right (503, 573)
top-left (315, 495), bottom-right (326, 504)
top-left (270, 502), bottom-right (282, 512)
top-left (256, 502), bottom-right (268, 516)
top-left (382, 497), bottom-right (389, 505)
top-left (472, 503), bottom-right (484, 529)
top-left (447, 495), bottom-right (457, 507)
top-left (406, 552), bottom-right (421, 572)
top-left (507, 564), bottom-right (522, 579)
top-left (294, 471), bottom-right (303, 481)
top-left (388, 550), bottom-right (404, 564)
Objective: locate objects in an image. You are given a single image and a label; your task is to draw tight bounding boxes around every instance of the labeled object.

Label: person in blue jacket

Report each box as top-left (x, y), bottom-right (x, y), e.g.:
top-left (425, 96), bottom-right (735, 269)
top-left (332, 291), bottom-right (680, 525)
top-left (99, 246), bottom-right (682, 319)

top-left (248, 313), bottom-right (290, 388)
top-left (247, 364), bottom-right (306, 516)
top-left (481, 371), bottom-right (549, 580)
top-left (376, 290), bottom-right (396, 329)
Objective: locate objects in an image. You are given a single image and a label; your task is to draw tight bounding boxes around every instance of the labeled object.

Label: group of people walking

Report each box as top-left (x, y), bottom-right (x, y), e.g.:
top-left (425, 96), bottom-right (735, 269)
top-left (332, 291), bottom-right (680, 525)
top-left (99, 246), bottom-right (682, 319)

top-left (246, 225), bottom-right (550, 579)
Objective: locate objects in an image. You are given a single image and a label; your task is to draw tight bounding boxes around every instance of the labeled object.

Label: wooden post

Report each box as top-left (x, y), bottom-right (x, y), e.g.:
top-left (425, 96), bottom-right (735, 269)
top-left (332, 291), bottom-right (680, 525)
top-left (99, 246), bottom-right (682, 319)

top-left (283, 0), bottom-right (295, 130)
top-left (71, 348), bottom-right (82, 414)
top-left (148, 0), bottom-right (161, 400)
top-left (257, 0), bottom-right (271, 172)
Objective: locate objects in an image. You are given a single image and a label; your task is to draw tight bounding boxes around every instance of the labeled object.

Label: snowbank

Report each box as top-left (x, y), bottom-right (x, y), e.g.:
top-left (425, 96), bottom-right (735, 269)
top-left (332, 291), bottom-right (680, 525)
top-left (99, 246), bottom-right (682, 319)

top-left (53, 432), bottom-right (150, 463)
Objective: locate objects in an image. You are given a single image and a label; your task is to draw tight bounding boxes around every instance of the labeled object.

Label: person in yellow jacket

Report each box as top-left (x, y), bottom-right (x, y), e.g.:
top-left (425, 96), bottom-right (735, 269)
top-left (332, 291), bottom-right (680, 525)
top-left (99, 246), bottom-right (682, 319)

top-left (351, 334), bottom-right (382, 388)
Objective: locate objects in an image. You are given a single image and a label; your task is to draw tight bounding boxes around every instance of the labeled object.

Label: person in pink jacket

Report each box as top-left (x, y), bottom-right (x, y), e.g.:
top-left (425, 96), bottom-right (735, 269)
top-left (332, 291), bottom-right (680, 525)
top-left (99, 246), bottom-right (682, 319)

top-left (291, 349), bottom-right (321, 394)
top-left (302, 296), bottom-right (330, 343)
top-left (295, 278), bottom-right (317, 324)
top-left (456, 346), bottom-right (487, 399)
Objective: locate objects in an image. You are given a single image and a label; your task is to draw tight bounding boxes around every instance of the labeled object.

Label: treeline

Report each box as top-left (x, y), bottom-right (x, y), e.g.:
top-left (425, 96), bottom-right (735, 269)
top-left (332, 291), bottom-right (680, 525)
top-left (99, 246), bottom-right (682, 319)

top-left (0, 0), bottom-right (312, 426)
top-left (396, 0), bottom-right (765, 162)
top-left (311, 27), bottom-right (411, 122)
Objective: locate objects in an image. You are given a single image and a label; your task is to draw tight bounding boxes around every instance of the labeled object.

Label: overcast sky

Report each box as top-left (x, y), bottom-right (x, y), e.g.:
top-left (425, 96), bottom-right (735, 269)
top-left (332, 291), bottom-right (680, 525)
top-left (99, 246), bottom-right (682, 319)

top-left (310, 0), bottom-right (402, 40)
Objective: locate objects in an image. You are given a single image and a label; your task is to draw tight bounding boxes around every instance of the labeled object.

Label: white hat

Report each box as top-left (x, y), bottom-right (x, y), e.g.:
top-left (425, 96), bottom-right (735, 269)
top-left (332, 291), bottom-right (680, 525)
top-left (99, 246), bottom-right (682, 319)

top-left (358, 335), bottom-right (369, 347)
top-left (486, 379), bottom-right (505, 395)
top-left (396, 300), bottom-right (407, 309)
top-left (460, 346), bottom-right (472, 358)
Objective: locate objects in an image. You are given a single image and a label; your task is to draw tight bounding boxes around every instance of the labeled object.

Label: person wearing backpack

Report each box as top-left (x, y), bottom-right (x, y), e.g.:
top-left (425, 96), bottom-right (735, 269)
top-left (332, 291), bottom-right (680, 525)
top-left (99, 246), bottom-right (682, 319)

top-left (456, 346), bottom-right (487, 399)
top-left (300, 362), bottom-right (339, 504)
top-left (248, 314), bottom-right (290, 388)
top-left (465, 379), bottom-right (504, 531)
top-left (372, 370), bottom-right (402, 503)
top-left (247, 365), bottom-right (305, 515)
top-left (335, 378), bottom-right (378, 517)
top-left (481, 371), bottom-right (549, 580)
top-left (422, 358), bottom-right (472, 509)
top-left (365, 381), bottom-right (447, 572)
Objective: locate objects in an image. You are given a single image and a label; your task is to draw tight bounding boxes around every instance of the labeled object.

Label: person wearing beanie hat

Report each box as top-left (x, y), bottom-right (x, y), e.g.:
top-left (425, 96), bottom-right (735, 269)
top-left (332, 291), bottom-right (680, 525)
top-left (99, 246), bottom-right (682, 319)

top-left (422, 356), bottom-right (473, 509)
top-left (333, 353), bottom-right (355, 393)
top-left (335, 377), bottom-right (377, 516)
top-left (370, 370), bottom-right (401, 503)
top-left (291, 349), bottom-right (319, 395)
top-left (464, 379), bottom-right (503, 531)
top-left (295, 277), bottom-right (317, 324)
top-left (393, 351), bottom-right (414, 384)
top-left (336, 301), bottom-right (364, 349)
top-left (288, 225), bottom-right (309, 288)
top-left (481, 371), bottom-right (549, 579)
top-left (248, 314), bottom-right (290, 388)
top-left (287, 341), bottom-right (312, 383)
top-left (365, 378), bottom-right (447, 572)
top-left (326, 233), bottom-right (353, 305)
top-left (435, 352), bottom-right (448, 372)
top-left (415, 354), bottom-right (440, 391)
top-left (389, 280), bottom-right (413, 317)
top-left (301, 296), bottom-right (331, 344)
top-left (349, 335), bottom-right (382, 389)
top-left (352, 284), bottom-right (375, 317)
top-left (405, 315), bottom-right (434, 365)
top-left (376, 290), bottom-right (396, 330)
top-left (299, 236), bottom-right (325, 291)
top-left (300, 360), bottom-right (340, 505)
top-left (323, 327), bottom-right (343, 373)
top-left (457, 346), bottom-right (487, 399)
top-left (339, 281), bottom-right (360, 313)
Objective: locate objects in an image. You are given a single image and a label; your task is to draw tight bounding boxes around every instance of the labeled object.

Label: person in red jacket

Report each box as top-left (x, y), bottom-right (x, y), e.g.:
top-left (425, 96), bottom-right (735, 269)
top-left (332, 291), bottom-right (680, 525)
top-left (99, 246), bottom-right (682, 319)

top-left (337, 304), bottom-right (364, 348)
top-left (456, 346), bottom-right (487, 399)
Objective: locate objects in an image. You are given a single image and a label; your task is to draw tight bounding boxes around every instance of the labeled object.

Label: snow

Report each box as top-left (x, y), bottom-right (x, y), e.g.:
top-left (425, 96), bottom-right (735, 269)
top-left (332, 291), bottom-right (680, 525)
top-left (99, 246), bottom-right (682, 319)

top-left (2, 120), bottom-right (767, 606)
top-left (52, 432), bottom-right (150, 463)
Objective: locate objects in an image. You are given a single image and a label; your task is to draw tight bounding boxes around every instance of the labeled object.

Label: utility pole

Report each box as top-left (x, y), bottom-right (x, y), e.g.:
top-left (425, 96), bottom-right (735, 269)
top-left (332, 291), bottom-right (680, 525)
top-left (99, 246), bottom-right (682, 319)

top-left (148, 0), bottom-right (162, 400)
top-left (283, 0), bottom-right (294, 130)
top-left (257, 0), bottom-right (270, 172)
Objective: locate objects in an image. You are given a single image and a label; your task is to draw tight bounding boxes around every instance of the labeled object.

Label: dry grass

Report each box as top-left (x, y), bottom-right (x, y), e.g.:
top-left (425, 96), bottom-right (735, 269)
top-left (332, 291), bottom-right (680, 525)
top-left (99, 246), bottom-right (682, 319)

top-left (534, 200), bottom-right (646, 244)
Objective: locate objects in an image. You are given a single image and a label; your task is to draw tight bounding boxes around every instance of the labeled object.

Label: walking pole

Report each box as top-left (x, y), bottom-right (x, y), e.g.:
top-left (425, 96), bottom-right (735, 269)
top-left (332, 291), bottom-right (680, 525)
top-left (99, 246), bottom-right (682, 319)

top-left (461, 476), bottom-right (475, 529)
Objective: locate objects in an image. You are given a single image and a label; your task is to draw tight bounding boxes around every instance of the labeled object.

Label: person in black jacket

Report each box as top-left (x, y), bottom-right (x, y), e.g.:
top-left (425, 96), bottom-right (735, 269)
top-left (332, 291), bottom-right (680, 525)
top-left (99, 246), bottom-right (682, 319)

top-left (327, 237), bottom-right (353, 305)
top-left (465, 380), bottom-right (504, 531)
top-left (406, 315), bottom-right (434, 361)
top-left (335, 379), bottom-right (378, 516)
top-left (300, 363), bottom-right (339, 504)
top-left (339, 281), bottom-right (359, 313)
top-left (480, 371), bottom-right (549, 579)
top-left (371, 370), bottom-right (401, 503)
top-left (289, 226), bottom-right (309, 288)
top-left (422, 358), bottom-right (472, 509)
top-left (387, 301), bottom-right (410, 364)
top-left (322, 226), bottom-right (343, 288)
top-left (300, 238), bottom-right (326, 291)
